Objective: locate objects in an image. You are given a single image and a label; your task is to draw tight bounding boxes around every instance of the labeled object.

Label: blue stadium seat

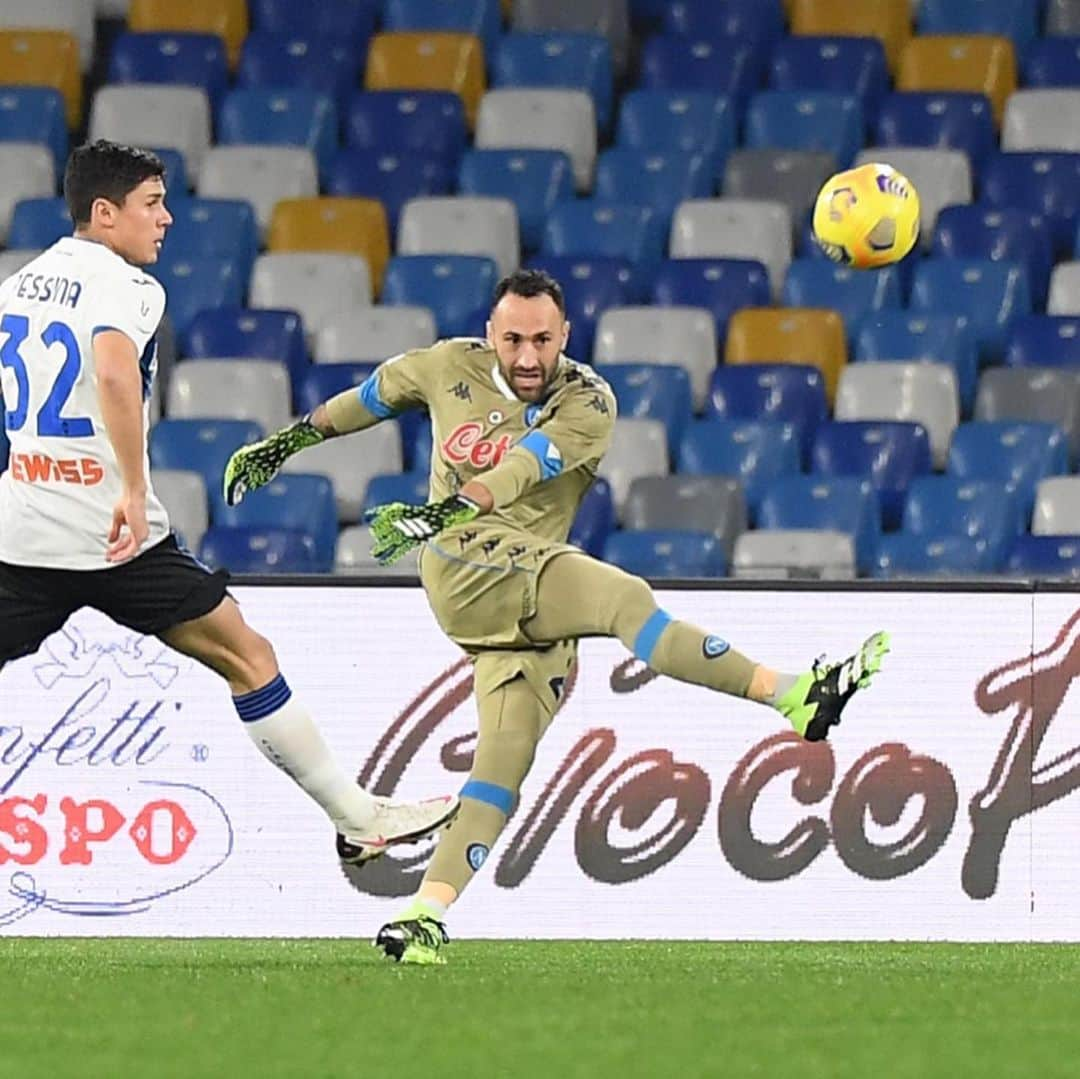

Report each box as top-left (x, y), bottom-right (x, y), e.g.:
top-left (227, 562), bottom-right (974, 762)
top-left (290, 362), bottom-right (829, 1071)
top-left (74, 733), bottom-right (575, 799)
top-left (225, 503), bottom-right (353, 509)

top-left (810, 421), bottom-right (932, 529)
top-left (8, 197), bottom-right (71, 250)
top-left (603, 528), bottom-right (726, 578)
top-left (874, 532), bottom-right (1000, 577)
top-left (568, 477), bottom-right (616, 557)
top-left (405, 414), bottom-right (433, 474)
top-left (769, 36), bottom-right (888, 126)
top-left (909, 259), bottom-right (1032, 364)
top-left (250, 0), bottom-right (379, 40)
top-left (382, 255), bottom-right (498, 338)
top-left (595, 363), bottom-right (693, 450)
top-left (1024, 36), bottom-right (1080, 88)
top-left (854, 311), bottom-right (979, 414)
top-left (217, 89), bottom-right (338, 176)
top-left (933, 205), bottom-right (1053, 309)
top-left (526, 255), bottom-right (642, 358)
top-left (981, 152), bottom-right (1080, 256)
top-left (651, 258), bottom-right (769, 341)
top-left (662, 0), bottom-right (784, 49)
top-left (494, 32), bottom-right (614, 132)
top-left (164, 198), bottom-right (259, 282)
top-left (744, 90), bottom-right (863, 168)
top-left (182, 308), bottom-right (309, 401)
top-left (215, 474), bottom-right (338, 566)
top-left (781, 260), bottom-right (901, 333)
top-left (199, 526), bottom-right (323, 573)
top-left (948, 420), bottom-right (1069, 516)
top-left (149, 255), bottom-right (245, 336)
top-left (346, 91), bottom-right (468, 170)
top-left (109, 32), bottom-right (229, 110)
top-left (639, 36), bottom-right (761, 106)
top-left (757, 475), bottom-right (881, 575)
top-left (1006, 534), bottom-right (1080, 577)
top-left (541, 201), bottom-right (665, 275)
top-left (149, 418), bottom-right (265, 498)
top-left (874, 92), bottom-right (997, 172)
top-left (917, 0), bottom-right (1039, 53)
top-left (594, 149), bottom-right (712, 232)
top-left (363, 470), bottom-right (429, 514)
top-left (615, 90), bottom-right (735, 183)
top-left (704, 364), bottom-right (828, 464)
top-left (385, 0), bottom-right (501, 65)
top-left (1004, 315), bottom-right (1080, 370)
top-left (459, 149), bottom-right (575, 252)
top-left (325, 149), bottom-right (453, 234)
top-left (238, 32), bottom-right (364, 117)
top-left (0, 87), bottom-right (67, 176)
top-left (677, 418), bottom-right (800, 514)
top-left (296, 362), bottom-right (375, 416)
top-left (903, 475), bottom-right (1020, 566)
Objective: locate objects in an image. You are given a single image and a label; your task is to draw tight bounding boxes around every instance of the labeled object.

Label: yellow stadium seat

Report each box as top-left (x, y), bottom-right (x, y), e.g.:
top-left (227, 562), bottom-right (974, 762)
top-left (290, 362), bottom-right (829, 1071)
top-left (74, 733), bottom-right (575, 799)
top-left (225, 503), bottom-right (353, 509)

top-left (724, 308), bottom-right (847, 403)
top-left (128, 0), bottom-right (249, 67)
top-left (365, 32), bottom-right (486, 128)
top-left (898, 35), bottom-right (1017, 126)
top-left (791, 0), bottom-right (911, 73)
top-left (0, 31), bottom-right (81, 128)
top-left (268, 197), bottom-right (390, 293)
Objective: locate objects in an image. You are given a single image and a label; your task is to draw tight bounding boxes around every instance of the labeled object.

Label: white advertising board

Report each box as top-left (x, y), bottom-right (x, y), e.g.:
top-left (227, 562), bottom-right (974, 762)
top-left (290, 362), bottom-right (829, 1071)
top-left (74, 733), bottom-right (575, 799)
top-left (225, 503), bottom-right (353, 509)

top-left (1, 584), bottom-right (1078, 940)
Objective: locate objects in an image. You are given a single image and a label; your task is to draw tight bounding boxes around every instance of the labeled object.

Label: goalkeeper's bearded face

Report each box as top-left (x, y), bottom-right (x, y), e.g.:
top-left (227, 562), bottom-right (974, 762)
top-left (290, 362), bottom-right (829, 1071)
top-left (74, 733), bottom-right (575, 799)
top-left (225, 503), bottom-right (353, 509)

top-left (487, 292), bottom-right (569, 402)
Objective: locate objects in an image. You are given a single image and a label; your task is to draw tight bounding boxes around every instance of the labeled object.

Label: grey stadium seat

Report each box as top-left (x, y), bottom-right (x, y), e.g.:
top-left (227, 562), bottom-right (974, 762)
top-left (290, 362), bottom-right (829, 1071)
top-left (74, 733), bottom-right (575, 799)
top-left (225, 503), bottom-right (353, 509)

top-left (0, 147), bottom-right (53, 244)
top-left (835, 361), bottom-right (959, 468)
top-left (476, 89), bottom-right (597, 193)
top-left (397, 196), bottom-right (520, 279)
top-left (1047, 0), bottom-right (1080, 33)
top-left (855, 147), bottom-right (971, 243)
top-left (283, 423), bottom-right (403, 522)
top-left (732, 529), bottom-right (856, 580)
top-left (670, 199), bottom-right (792, 300)
top-left (596, 417), bottom-right (669, 514)
top-left (0, 0), bottom-right (95, 69)
top-left (250, 253), bottom-right (372, 342)
top-left (335, 525), bottom-right (420, 578)
top-left (1033, 476), bottom-right (1080, 535)
top-left (593, 306), bottom-right (717, 410)
top-left (1003, 90), bottom-right (1080, 153)
top-left (1048, 263), bottom-right (1080, 315)
top-left (166, 359), bottom-right (292, 435)
top-left (975, 367), bottom-right (1080, 459)
top-left (90, 86), bottom-right (211, 175)
top-left (722, 150), bottom-right (837, 236)
top-left (512, 0), bottom-right (630, 78)
top-left (623, 475), bottom-right (747, 561)
top-left (0, 248), bottom-right (40, 280)
top-left (152, 468), bottom-right (209, 551)
top-left (315, 306), bottom-right (436, 364)
top-left (198, 146), bottom-right (318, 236)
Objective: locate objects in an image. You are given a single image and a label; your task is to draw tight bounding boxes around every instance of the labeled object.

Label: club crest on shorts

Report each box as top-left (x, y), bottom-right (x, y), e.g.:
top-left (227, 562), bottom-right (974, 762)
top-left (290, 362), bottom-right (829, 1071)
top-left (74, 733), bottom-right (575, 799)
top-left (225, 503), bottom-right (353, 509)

top-left (466, 843), bottom-right (489, 871)
top-left (702, 635), bottom-right (730, 659)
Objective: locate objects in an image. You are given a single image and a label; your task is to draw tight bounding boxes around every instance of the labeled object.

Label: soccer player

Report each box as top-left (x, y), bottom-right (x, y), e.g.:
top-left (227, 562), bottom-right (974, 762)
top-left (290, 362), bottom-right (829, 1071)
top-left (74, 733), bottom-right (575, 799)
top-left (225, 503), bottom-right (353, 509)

top-left (224, 268), bottom-right (889, 964)
top-left (0, 140), bottom-right (458, 865)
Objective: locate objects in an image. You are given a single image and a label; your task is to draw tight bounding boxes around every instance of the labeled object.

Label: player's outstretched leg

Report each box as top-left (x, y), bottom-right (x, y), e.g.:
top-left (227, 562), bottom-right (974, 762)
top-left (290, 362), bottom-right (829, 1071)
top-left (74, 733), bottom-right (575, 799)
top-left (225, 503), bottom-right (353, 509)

top-left (524, 553), bottom-right (889, 740)
top-left (161, 598), bottom-right (459, 857)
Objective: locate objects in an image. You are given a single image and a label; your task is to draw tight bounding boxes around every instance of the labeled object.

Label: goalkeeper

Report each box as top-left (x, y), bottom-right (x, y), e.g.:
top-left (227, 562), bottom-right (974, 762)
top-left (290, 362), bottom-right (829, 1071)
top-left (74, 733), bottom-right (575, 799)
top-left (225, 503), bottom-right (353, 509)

top-left (224, 269), bottom-right (889, 965)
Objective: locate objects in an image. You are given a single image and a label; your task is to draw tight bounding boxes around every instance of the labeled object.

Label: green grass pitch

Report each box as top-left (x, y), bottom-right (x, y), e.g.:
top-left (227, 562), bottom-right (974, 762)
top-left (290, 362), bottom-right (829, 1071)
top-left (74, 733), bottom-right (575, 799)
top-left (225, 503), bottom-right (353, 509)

top-left (4, 939), bottom-right (1080, 1078)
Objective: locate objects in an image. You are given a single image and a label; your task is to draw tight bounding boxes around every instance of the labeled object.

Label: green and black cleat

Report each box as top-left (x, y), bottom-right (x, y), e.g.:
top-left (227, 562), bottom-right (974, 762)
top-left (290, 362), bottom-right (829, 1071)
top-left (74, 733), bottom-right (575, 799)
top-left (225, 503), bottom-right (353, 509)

top-left (374, 915), bottom-right (449, 966)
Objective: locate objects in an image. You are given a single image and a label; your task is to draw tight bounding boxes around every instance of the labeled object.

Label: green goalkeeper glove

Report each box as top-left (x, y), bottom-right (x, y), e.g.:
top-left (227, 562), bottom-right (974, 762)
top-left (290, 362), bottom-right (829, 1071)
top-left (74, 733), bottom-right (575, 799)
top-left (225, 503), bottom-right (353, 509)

top-left (222, 417), bottom-right (325, 506)
top-left (367, 495), bottom-right (480, 566)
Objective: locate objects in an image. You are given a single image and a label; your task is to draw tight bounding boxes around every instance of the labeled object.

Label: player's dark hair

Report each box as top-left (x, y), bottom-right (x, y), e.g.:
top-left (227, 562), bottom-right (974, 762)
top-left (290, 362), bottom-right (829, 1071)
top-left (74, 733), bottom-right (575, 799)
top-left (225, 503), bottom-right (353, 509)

top-left (64, 140), bottom-right (166, 226)
top-left (493, 269), bottom-right (566, 316)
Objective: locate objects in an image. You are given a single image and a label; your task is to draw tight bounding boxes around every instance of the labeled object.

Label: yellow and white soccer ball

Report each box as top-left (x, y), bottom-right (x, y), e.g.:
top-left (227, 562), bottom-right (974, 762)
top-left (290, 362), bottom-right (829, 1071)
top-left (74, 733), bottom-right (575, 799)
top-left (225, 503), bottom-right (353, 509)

top-left (811, 162), bottom-right (921, 269)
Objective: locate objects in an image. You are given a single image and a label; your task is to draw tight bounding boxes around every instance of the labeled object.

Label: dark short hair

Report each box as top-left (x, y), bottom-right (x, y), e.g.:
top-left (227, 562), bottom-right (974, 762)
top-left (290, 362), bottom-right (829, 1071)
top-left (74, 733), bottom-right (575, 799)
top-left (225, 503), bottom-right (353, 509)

top-left (492, 268), bottom-right (566, 317)
top-left (63, 140), bottom-right (166, 226)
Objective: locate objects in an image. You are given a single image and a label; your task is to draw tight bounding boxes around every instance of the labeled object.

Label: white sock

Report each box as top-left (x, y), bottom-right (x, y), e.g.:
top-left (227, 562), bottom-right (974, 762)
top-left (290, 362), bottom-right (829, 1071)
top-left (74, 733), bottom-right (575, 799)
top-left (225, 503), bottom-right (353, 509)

top-left (233, 674), bottom-right (376, 833)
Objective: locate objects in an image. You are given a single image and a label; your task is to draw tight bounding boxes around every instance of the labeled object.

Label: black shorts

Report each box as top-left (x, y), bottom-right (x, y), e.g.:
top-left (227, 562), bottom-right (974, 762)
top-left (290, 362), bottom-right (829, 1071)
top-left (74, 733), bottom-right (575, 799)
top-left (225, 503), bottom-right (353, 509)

top-left (0, 533), bottom-right (230, 665)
